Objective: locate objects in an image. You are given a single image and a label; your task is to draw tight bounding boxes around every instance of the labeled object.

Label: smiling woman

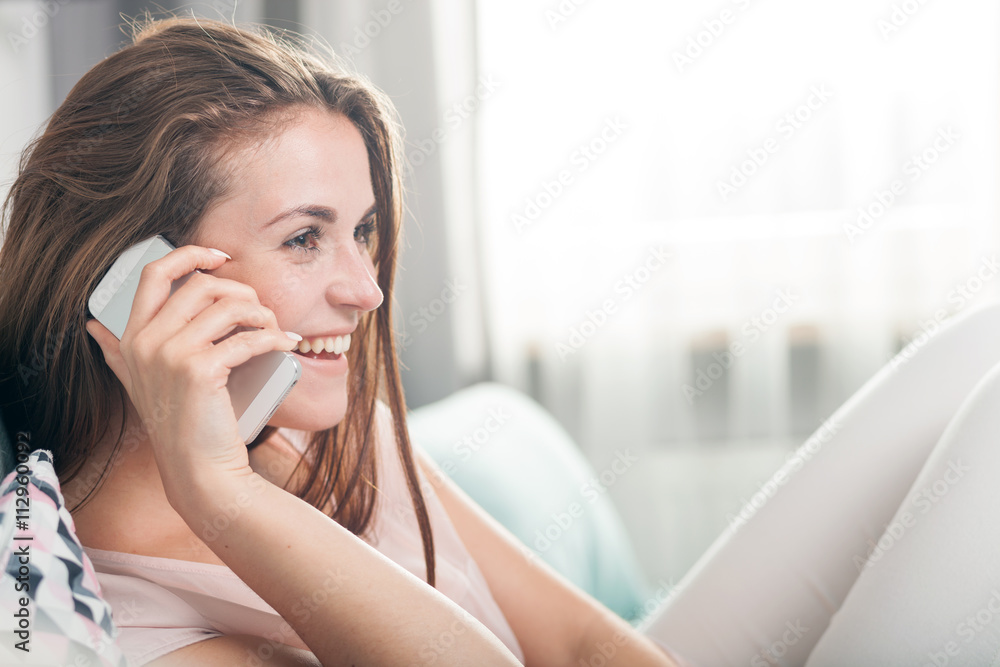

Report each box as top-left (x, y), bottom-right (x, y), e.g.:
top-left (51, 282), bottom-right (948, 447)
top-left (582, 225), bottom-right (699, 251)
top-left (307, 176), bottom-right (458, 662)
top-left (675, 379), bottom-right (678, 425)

top-left (0, 14), bottom-right (521, 666)
top-left (0, 15), bottom-right (417, 562)
top-left (0, 13), bottom-right (682, 667)
top-left (0, 10), bottom-right (696, 667)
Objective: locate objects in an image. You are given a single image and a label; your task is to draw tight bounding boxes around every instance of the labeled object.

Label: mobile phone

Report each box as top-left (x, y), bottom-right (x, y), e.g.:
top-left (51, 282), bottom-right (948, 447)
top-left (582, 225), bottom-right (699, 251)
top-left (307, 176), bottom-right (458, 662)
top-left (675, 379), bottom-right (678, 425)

top-left (87, 235), bottom-right (302, 444)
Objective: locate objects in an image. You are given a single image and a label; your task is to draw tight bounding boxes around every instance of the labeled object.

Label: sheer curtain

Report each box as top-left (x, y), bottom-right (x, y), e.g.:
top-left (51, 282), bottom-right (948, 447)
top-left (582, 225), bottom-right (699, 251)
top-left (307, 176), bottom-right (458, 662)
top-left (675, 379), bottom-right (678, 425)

top-left (475, 0), bottom-right (1000, 449)
top-left (475, 0), bottom-right (1000, 581)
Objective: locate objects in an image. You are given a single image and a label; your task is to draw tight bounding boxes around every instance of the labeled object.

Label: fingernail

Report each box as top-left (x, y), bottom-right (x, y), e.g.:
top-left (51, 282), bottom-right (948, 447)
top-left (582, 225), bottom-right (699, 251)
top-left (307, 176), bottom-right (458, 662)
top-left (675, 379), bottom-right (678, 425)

top-left (284, 331), bottom-right (302, 341)
top-left (208, 248), bottom-right (232, 260)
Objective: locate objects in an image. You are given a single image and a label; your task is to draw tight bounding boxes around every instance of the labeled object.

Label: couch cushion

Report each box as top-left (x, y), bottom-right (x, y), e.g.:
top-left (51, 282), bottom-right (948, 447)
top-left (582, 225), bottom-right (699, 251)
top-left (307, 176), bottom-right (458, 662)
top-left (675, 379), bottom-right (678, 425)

top-left (408, 382), bottom-right (649, 622)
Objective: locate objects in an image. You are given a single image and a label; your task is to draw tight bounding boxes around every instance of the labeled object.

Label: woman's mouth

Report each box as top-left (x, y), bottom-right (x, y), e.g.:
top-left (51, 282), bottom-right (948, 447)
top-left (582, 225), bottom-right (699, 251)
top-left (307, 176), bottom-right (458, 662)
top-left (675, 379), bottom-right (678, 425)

top-left (291, 333), bottom-right (350, 361)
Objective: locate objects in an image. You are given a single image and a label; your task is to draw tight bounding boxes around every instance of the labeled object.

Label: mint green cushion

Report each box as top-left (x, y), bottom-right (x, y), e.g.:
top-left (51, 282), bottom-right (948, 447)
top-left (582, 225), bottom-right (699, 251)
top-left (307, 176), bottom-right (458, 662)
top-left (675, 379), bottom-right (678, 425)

top-left (407, 382), bottom-right (649, 622)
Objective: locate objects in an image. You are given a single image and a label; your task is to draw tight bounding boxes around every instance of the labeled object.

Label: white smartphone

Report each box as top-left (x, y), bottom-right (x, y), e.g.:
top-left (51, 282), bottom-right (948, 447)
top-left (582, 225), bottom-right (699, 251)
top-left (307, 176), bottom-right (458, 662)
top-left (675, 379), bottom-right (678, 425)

top-left (87, 235), bottom-right (302, 444)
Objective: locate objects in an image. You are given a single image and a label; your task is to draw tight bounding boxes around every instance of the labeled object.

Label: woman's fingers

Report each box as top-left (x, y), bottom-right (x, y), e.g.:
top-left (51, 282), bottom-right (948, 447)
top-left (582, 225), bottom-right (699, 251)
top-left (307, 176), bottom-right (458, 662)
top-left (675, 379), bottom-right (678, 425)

top-left (187, 327), bottom-right (301, 382)
top-left (163, 297), bottom-right (297, 370)
top-left (123, 244), bottom-right (232, 345)
top-left (145, 272), bottom-right (274, 348)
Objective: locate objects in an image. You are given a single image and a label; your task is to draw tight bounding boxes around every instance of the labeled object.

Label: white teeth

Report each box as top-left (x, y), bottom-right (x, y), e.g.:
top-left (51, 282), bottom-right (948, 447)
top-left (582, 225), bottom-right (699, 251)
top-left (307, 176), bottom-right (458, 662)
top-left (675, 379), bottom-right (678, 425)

top-left (294, 334), bottom-right (351, 356)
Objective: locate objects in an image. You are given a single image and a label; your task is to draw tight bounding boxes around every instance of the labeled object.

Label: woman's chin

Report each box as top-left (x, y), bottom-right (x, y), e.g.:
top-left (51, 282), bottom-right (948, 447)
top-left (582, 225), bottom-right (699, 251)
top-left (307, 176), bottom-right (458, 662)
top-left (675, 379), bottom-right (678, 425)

top-left (266, 393), bottom-right (347, 432)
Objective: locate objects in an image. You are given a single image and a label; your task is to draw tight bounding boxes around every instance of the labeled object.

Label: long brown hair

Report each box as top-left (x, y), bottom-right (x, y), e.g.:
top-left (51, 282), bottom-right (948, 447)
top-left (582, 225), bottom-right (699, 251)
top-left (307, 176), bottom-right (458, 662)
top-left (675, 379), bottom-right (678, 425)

top-left (0, 16), bottom-right (435, 585)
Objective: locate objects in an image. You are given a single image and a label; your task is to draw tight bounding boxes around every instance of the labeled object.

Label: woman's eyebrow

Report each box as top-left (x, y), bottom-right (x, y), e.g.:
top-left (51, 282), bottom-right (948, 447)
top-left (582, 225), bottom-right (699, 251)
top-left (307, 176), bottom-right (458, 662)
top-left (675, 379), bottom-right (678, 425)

top-left (262, 204), bottom-right (336, 229)
top-left (261, 203), bottom-right (376, 230)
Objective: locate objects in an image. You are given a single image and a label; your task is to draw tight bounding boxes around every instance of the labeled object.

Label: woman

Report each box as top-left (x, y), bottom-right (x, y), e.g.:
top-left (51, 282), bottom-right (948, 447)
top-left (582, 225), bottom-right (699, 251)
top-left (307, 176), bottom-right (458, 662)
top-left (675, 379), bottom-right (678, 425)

top-left (9, 13), bottom-right (1000, 667)
top-left (0, 16), bottom-right (682, 666)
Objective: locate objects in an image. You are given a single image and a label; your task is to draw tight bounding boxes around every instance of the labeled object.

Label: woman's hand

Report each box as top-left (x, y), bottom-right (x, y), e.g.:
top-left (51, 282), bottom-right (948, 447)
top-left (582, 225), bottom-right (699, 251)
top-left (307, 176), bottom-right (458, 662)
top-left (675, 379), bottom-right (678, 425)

top-left (85, 244), bottom-right (300, 505)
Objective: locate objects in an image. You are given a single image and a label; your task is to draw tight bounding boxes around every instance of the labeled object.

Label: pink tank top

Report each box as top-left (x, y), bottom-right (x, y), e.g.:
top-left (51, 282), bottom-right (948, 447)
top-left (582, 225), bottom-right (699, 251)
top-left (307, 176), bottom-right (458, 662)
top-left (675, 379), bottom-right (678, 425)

top-left (83, 403), bottom-right (524, 664)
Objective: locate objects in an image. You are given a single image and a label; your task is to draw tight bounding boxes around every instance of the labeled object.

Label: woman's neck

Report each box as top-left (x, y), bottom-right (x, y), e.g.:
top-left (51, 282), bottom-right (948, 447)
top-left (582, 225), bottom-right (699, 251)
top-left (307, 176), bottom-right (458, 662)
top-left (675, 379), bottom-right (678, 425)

top-left (66, 406), bottom-right (307, 564)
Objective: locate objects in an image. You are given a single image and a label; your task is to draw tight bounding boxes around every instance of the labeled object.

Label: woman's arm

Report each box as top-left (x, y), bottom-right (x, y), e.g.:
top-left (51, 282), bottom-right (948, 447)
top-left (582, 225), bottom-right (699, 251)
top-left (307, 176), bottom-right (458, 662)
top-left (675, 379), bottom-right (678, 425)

top-left (164, 463), bottom-right (522, 667)
top-left (414, 448), bottom-right (681, 667)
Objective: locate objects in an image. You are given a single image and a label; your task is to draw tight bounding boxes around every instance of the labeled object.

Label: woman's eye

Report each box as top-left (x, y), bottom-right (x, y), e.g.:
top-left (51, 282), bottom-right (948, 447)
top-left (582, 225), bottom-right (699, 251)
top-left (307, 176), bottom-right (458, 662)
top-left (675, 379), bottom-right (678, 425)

top-left (284, 220), bottom-right (374, 253)
top-left (284, 226), bottom-right (323, 253)
top-left (355, 219), bottom-right (376, 245)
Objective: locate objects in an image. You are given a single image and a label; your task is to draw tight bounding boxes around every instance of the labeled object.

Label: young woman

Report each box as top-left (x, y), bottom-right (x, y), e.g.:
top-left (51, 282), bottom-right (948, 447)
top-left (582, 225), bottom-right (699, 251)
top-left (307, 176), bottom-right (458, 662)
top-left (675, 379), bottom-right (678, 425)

top-left (6, 13), bottom-right (1000, 667)
top-left (0, 16), bottom-right (683, 667)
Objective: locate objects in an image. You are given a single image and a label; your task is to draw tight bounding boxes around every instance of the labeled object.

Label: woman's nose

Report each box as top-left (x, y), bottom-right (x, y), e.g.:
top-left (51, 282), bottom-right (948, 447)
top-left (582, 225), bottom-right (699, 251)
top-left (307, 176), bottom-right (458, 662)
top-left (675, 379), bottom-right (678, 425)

top-left (328, 246), bottom-right (383, 313)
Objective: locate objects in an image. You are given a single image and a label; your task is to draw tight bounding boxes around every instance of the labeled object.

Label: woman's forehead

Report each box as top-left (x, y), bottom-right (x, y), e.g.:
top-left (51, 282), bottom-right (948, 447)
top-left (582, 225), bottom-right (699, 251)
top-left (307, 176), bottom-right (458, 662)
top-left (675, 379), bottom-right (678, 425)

top-left (205, 110), bottom-right (375, 232)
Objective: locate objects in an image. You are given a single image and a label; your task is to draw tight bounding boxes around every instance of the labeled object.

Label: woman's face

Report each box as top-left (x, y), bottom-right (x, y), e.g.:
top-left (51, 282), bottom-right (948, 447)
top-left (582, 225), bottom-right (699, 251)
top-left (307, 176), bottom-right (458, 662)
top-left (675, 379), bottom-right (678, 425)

top-left (191, 107), bottom-right (384, 432)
